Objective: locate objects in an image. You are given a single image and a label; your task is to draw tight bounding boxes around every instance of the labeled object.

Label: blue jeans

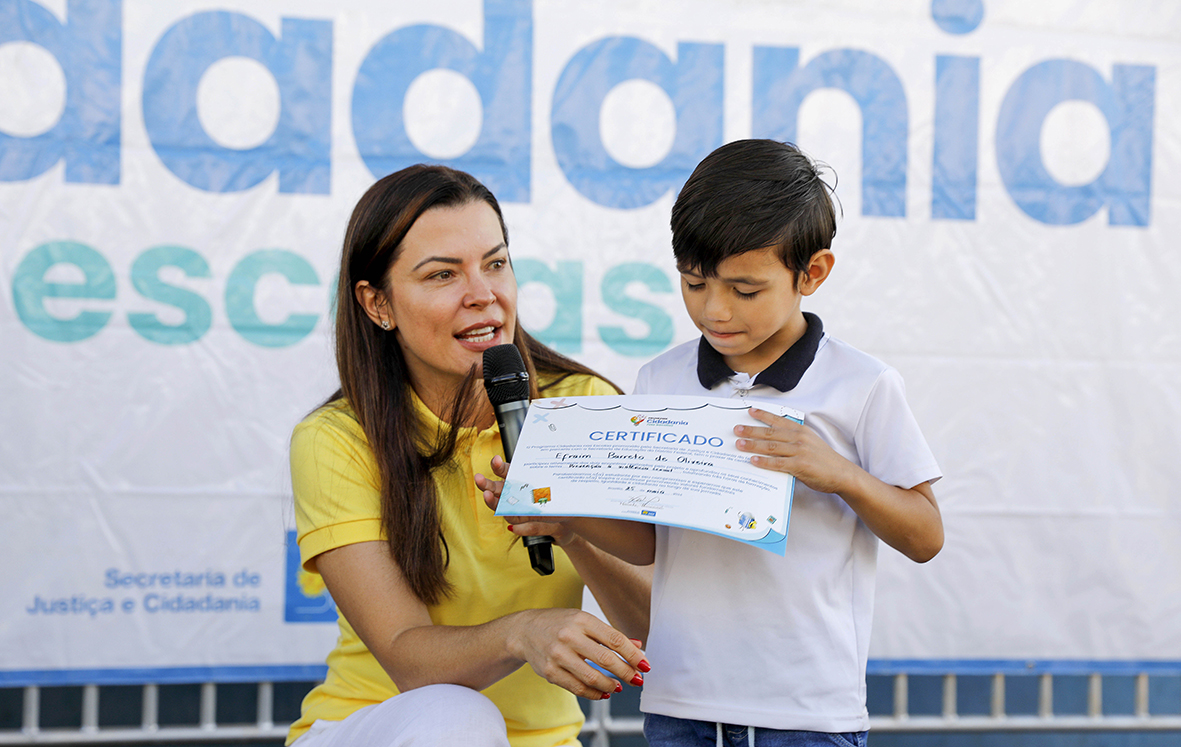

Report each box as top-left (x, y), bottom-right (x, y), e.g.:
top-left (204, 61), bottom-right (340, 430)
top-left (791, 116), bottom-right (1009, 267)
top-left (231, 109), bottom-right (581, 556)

top-left (643, 713), bottom-right (868, 747)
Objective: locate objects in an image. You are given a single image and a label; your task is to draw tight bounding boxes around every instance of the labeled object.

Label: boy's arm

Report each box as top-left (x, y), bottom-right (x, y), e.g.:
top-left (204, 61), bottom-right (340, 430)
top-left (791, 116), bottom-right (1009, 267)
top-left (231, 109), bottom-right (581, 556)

top-left (561, 516), bottom-right (657, 567)
top-left (556, 533), bottom-right (653, 643)
top-left (736, 407), bottom-right (943, 563)
top-left (476, 458), bottom-right (655, 641)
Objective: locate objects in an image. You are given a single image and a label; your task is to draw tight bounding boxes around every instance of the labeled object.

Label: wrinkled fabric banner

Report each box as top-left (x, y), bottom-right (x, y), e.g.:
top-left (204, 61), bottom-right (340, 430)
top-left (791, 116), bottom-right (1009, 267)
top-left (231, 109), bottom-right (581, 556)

top-left (1, 0), bottom-right (1179, 684)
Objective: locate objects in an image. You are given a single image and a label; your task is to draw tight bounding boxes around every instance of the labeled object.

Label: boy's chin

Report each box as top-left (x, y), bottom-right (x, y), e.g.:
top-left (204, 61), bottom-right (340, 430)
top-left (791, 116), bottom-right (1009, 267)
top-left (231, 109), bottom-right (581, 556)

top-left (703, 334), bottom-right (751, 356)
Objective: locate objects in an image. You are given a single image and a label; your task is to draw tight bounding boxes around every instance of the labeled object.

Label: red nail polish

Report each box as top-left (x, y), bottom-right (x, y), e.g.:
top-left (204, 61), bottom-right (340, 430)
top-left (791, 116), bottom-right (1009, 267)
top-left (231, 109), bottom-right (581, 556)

top-left (600, 692), bottom-right (611, 700)
top-left (614, 682), bottom-right (623, 693)
top-left (630, 674), bottom-right (644, 686)
top-left (637, 659), bottom-right (651, 673)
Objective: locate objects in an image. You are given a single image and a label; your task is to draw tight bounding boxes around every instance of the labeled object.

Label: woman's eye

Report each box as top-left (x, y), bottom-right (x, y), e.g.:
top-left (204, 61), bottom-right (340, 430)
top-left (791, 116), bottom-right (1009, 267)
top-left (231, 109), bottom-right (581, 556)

top-left (489, 258), bottom-right (507, 270)
top-left (430, 270), bottom-right (454, 281)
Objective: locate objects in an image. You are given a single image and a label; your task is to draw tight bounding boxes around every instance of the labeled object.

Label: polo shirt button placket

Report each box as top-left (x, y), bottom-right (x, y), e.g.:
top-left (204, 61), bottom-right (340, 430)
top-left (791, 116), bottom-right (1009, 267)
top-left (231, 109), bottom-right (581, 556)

top-left (730, 372), bottom-right (755, 406)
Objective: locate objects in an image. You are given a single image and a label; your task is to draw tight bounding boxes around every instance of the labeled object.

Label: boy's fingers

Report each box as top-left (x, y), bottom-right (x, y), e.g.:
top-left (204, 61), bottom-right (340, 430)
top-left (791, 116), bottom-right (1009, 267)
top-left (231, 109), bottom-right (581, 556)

top-left (746, 408), bottom-right (802, 433)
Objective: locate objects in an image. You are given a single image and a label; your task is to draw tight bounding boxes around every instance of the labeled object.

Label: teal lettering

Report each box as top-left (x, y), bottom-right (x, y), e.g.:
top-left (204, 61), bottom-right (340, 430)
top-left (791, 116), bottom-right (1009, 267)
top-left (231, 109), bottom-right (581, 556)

top-left (128, 245), bottom-right (212, 344)
top-left (13, 241), bottom-right (115, 342)
top-left (598, 262), bottom-right (673, 357)
top-left (225, 249), bottom-right (320, 347)
top-left (514, 258), bottom-right (582, 353)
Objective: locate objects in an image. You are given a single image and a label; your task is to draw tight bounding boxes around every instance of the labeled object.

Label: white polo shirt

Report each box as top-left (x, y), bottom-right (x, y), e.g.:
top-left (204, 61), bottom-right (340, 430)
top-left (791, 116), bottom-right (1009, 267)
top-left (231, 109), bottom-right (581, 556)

top-left (634, 314), bottom-right (941, 732)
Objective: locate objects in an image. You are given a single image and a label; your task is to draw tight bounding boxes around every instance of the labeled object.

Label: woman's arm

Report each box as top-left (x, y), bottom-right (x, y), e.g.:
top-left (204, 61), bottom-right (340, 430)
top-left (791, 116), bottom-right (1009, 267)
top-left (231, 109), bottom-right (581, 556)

top-left (540, 532), bottom-right (652, 643)
top-left (314, 540), bottom-right (648, 698)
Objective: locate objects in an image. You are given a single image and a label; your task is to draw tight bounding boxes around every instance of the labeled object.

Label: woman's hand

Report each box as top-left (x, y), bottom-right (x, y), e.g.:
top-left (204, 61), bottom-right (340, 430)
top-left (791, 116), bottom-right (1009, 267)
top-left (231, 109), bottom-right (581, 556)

top-left (476, 455), bottom-right (579, 546)
top-left (507, 608), bottom-right (649, 700)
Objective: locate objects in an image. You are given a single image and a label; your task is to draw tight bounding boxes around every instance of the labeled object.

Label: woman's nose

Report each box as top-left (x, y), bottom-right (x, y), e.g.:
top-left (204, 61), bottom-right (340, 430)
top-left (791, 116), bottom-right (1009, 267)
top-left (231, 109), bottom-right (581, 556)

top-left (464, 274), bottom-right (497, 307)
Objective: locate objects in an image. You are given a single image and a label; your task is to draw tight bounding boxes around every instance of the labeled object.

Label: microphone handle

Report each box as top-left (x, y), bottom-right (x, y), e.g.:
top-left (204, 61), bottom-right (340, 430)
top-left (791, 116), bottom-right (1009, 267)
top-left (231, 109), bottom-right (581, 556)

top-left (493, 400), bottom-right (555, 576)
top-left (523, 535), bottom-right (556, 576)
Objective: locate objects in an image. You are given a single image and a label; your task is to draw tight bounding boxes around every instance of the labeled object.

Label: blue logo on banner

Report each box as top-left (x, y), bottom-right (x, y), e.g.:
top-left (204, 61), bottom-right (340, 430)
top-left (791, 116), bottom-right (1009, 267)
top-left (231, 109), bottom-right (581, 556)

top-left (283, 530), bottom-right (336, 623)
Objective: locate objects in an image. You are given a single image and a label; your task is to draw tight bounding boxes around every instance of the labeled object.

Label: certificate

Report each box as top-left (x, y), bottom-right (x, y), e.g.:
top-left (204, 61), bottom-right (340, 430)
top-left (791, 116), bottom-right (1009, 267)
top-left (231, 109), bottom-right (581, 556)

top-left (496, 394), bottom-right (804, 554)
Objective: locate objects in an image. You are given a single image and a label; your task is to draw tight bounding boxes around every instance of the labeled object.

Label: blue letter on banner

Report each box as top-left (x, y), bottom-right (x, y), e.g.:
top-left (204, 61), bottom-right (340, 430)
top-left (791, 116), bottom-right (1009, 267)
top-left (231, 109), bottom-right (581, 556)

top-left (753, 47), bottom-right (908, 217)
top-left (996, 59), bottom-right (1154, 226)
top-left (352, 0), bottom-right (532, 202)
top-left (552, 38), bottom-right (723, 209)
top-left (932, 55), bottom-right (980, 221)
top-left (0, 0), bottom-right (121, 184)
top-left (143, 12), bottom-right (332, 193)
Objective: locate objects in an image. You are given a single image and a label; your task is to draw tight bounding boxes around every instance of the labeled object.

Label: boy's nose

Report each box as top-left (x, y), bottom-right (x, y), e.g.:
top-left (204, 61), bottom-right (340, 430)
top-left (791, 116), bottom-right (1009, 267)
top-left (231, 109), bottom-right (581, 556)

top-left (702, 290), bottom-right (731, 321)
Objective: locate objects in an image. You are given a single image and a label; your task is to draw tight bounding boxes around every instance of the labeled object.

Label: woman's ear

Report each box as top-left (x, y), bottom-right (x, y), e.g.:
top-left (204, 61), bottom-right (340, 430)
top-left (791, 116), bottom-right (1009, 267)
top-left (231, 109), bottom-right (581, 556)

top-left (799, 249), bottom-right (835, 296)
top-left (354, 281), bottom-right (393, 330)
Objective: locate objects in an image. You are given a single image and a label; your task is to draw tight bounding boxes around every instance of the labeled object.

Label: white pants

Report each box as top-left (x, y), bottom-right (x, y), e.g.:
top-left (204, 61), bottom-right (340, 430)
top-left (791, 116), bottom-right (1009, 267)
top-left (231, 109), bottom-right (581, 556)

top-left (291, 684), bottom-right (511, 747)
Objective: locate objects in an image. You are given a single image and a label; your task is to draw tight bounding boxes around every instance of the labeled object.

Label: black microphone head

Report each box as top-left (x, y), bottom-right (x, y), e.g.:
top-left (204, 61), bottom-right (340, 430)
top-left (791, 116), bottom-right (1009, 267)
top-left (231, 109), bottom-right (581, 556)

top-left (482, 344), bottom-right (530, 405)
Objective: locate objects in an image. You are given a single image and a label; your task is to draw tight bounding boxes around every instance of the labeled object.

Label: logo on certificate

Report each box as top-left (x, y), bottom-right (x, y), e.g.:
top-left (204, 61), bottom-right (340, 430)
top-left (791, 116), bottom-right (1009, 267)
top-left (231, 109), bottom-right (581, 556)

top-left (532, 487), bottom-right (552, 504)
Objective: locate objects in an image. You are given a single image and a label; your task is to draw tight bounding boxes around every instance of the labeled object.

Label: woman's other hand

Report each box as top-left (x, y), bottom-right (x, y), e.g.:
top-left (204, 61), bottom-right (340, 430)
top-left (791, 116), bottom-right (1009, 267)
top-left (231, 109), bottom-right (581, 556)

top-left (476, 455), bottom-right (580, 546)
top-left (507, 608), bottom-right (649, 700)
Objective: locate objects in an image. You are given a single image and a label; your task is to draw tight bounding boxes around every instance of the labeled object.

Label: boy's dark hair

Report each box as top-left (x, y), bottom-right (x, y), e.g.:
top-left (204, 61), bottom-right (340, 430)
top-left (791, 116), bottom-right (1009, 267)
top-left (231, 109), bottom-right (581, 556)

top-left (671, 139), bottom-right (837, 283)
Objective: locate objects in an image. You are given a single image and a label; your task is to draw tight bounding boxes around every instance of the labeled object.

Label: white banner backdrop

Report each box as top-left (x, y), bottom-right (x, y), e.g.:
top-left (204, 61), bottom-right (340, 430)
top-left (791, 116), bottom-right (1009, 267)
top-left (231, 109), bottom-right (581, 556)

top-left (2, 0), bottom-right (1179, 684)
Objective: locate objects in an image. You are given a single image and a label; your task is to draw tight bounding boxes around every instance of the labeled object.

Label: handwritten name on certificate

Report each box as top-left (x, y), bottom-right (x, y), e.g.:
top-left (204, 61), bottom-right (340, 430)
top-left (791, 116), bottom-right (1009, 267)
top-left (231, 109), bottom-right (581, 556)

top-left (496, 394), bottom-right (804, 554)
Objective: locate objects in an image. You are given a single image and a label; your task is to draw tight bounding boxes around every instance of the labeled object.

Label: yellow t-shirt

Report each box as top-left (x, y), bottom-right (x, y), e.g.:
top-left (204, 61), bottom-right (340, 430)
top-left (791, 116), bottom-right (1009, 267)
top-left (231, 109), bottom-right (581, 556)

top-left (287, 374), bottom-right (616, 747)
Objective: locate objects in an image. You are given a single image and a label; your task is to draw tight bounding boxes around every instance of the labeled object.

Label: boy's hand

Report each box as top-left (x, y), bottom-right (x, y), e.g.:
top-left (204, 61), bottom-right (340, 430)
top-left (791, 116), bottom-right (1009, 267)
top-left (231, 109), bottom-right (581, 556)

top-left (734, 407), bottom-right (854, 495)
top-left (475, 456), bottom-right (579, 546)
top-left (736, 408), bottom-right (944, 563)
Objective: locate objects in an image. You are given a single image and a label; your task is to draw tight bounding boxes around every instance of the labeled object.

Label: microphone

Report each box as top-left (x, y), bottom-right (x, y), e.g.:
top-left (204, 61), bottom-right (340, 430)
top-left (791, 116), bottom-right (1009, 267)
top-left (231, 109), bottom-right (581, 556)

top-left (482, 344), bottom-right (555, 576)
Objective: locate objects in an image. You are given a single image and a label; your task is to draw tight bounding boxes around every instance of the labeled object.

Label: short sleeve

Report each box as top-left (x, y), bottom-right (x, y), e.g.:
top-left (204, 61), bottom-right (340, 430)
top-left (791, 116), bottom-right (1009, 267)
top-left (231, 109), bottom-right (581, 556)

top-left (541, 372), bottom-right (620, 398)
top-left (856, 367), bottom-right (942, 490)
top-left (290, 407), bottom-right (385, 572)
top-left (633, 363), bottom-right (652, 396)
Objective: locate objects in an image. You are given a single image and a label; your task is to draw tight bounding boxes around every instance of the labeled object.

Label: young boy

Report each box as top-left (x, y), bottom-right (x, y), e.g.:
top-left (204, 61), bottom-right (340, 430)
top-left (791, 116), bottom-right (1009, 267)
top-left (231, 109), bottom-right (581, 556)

top-left (632, 139), bottom-right (943, 746)
top-left (483, 139), bottom-right (943, 745)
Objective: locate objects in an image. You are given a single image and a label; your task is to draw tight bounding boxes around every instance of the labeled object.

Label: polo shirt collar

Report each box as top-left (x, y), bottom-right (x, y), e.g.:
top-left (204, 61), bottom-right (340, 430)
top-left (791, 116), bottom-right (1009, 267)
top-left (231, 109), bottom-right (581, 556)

top-left (696, 312), bottom-right (824, 392)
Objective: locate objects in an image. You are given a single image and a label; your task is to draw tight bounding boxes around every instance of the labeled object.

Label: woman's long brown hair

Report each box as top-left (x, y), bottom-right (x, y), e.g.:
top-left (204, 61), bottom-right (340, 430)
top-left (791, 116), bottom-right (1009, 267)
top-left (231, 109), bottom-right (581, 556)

top-left (326, 165), bottom-right (618, 605)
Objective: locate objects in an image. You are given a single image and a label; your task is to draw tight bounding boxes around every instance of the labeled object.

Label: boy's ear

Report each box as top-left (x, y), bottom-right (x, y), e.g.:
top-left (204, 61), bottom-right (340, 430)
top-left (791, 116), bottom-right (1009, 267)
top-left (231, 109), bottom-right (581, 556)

top-left (798, 249), bottom-right (835, 296)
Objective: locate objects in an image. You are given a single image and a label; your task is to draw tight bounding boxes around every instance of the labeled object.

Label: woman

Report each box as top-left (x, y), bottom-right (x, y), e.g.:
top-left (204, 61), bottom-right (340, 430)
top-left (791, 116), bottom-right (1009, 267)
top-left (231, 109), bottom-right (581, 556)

top-left (287, 165), bottom-right (651, 747)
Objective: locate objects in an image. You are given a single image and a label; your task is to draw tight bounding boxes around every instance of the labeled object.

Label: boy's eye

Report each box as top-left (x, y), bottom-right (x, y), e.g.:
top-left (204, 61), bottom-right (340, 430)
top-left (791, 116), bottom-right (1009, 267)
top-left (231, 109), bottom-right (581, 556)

top-left (736, 289), bottom-right (760, 299)
top-left (682, 279), bottom-right (704, 291)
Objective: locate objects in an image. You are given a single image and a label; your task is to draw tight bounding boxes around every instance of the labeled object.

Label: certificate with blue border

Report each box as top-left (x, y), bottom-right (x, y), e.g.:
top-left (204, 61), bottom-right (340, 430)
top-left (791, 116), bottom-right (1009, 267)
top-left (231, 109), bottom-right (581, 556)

top-left (496, 394), bottom-right (804, 554)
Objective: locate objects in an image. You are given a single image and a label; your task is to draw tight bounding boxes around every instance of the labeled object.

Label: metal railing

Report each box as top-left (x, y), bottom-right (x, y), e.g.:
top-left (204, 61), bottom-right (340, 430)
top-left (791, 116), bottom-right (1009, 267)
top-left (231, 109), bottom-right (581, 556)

top-left (4, 672), bottom-right (1181, 744)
